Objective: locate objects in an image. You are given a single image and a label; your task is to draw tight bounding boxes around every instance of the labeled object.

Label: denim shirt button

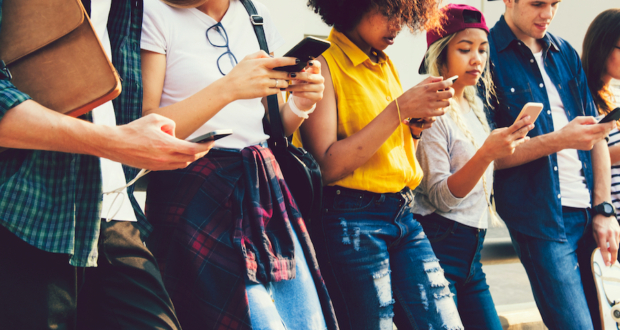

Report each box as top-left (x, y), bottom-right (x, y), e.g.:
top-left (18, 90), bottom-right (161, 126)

top-left (554, 166), bottom-right (558, 171)
top-left (557, 194), bottom-right (561, 199)
top-left (530, 59), bottom-right (534, 63)
top-left (547, 110), bottom-right (551, 115)
top-left (539, 83), bottom-right (544, 88)
top-left (511, 88), bottom-right (515, 93)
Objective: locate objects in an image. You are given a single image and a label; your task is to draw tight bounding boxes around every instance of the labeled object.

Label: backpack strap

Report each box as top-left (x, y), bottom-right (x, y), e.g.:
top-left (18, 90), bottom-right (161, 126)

top-left (239, 0), bottom-right (287, 148)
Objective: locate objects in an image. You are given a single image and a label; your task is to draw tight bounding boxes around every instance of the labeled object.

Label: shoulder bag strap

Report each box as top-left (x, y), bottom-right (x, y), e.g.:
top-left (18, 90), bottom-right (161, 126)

top-left (239, 0), bottom-right (287, 148)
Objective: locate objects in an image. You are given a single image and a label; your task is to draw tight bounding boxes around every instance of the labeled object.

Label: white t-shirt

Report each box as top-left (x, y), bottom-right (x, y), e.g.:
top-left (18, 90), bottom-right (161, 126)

top-left (141, 0), bottom-right (285, 149)
top-left (91, 0), bottom-right (137, 221)
top-left (533, 51), bottom-right (590, 208)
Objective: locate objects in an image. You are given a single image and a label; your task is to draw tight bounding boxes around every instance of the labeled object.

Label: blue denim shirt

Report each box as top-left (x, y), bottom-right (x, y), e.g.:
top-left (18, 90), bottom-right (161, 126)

top-left (489, 16), bottom-right (597, 241)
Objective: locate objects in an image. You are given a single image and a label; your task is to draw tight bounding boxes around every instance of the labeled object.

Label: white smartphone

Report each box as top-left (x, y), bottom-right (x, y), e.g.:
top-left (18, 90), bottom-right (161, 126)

top-left (188, 129), bottom-right (233, 143)
top-left (444, 75), bottom-right (458, 83)
top-left (514, 102), bottom-right (544, 124)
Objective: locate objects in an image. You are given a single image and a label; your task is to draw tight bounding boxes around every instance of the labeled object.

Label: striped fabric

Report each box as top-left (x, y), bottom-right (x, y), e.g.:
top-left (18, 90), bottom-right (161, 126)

top-left (145, 146), bottom-right (338, 330)
top-left (609, 127), bottom-right (620, 218)
top-left (0, 0), bottom-right (147, 267)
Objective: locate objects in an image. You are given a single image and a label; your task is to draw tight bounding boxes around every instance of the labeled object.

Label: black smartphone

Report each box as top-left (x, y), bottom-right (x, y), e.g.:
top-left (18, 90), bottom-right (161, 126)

top-left (273, 36), bottom-right (331, 72)
top-left (189, 129), bottom-right (233, 143)
top-left (599, 107), bottom-right (620, 124)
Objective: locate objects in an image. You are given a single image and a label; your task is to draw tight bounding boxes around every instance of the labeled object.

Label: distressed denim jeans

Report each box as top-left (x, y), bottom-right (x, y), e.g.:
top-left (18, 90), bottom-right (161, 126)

top-left (417, 213), bottom-right (502, 330)
top-left (246, 227), bottom-right (327, 330)
top-left (311, 186), bottom-right (464, 330)
top-left (509, 207), bottom-right (600, 330)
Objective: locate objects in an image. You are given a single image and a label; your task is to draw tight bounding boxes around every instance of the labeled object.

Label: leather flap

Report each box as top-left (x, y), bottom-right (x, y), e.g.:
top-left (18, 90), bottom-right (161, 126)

top-left (0, 0), bottom-right (84, 64)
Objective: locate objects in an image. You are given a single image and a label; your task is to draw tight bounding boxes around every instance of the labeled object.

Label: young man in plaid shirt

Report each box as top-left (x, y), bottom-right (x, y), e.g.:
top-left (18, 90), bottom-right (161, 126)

top-left (0, 1), bottom-right (212, 329)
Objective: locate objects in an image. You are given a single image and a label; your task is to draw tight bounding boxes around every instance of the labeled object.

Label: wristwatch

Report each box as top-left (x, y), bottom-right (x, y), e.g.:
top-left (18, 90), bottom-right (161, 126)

top-left (592, 201), bottom-right (617, 218)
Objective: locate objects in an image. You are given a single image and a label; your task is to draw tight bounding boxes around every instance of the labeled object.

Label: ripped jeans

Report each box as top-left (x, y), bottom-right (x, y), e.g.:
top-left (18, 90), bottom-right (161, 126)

top-left (311, 186), bottom-right (464, 330)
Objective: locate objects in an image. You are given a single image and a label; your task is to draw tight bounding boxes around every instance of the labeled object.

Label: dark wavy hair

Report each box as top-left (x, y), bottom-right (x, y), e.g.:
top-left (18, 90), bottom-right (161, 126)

top-left (582, 8), bottom-right (620, 116)
top-left (307, 0), bottom-right (443, 33)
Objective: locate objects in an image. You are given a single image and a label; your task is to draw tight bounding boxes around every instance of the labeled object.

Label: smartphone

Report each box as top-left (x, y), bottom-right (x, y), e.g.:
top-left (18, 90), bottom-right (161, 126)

top-left (598, 107), bottom-right (620, 124)
top-left (273, 36), bottom-right (332, 72)
top-left (410, 75), bottom-right (460, 123)
top-left (188, 129), bottom-right (233, 143)
top-left (514, 102), bottom-right (544, 124)
top-left (444, 75), bottom-right (459, 84)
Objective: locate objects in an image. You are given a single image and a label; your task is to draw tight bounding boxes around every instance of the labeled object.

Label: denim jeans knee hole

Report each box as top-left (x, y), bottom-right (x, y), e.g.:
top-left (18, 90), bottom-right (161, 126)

top-left (372, 270), bottom-right (395, 309)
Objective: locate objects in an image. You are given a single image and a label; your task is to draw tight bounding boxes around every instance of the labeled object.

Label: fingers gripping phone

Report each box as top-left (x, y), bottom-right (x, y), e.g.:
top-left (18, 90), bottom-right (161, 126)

top-left (514, 102), bottom-right (544, 124)
top-left (273, 36), bottom-right (331, 72)
top-left (598, 107), bottom-right (620, 124)
top-left (188, 129), bottom-right (233, 143)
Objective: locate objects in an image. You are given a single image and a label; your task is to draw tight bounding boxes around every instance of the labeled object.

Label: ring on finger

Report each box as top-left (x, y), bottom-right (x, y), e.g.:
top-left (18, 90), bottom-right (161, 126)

top-left (421, 123), bottom-right (425, 129)
top-left (274, 79), bottom-right (279, 88)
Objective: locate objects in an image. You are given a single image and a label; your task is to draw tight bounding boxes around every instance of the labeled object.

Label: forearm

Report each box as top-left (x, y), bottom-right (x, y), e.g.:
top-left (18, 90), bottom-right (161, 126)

top-left (495, 132), bottom-right (562, 169)
top-left (609, 144), bottom-right (620, 165)
top-left (0, 100), bottom-right (109, 154)
top-left (592, 140), bottom-right (612, 205)
top-left (318, 102), bottom-right (400, 184)
top-left (280, 96), bottom-right (305, 137)
top-left (143, 78), bottom-right (233, 139)
top-left (446, 152), bottom-right (493, 198)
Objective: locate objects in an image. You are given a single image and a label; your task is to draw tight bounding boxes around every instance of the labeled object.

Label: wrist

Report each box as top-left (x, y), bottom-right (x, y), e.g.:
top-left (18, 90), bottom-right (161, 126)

top-left (473, 147), bottom-right (494, 165)
top-left (288, 96), bottom-right (315, 119)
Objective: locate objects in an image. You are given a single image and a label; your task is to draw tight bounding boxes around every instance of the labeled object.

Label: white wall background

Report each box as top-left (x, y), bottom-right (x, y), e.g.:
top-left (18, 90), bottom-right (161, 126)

top-left (259, 0), bottom-right (620, 90)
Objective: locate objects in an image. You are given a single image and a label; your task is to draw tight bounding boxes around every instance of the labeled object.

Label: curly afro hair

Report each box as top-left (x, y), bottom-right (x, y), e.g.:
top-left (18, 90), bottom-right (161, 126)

top-left (307, 0), bottom-right (443, 33)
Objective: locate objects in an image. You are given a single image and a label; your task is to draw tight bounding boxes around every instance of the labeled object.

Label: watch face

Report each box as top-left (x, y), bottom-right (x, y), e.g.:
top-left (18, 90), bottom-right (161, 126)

top-left (604, 203), bottom-right (614, 215)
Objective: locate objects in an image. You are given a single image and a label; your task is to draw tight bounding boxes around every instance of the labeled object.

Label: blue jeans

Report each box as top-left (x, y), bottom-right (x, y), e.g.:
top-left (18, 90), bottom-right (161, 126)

top-left (417, 213), bottom-right (502, 330)
top-left (311, 186), bottom-right (463, 330)
top-left (246, 228), bottom-right (327, 330)
top-left (509, 207), bottom-right (600, 330)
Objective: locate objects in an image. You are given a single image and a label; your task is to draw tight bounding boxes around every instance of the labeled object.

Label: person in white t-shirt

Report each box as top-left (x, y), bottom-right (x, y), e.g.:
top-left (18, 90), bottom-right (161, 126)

top-left (139, 0), bottom-right (336, 329)
top-left (583, 9), bottom-right (620, 218)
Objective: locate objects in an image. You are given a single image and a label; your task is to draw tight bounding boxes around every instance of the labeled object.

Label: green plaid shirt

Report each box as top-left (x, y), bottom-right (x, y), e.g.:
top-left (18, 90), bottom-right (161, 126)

top-left (0, 0), bottom-right (148, 267)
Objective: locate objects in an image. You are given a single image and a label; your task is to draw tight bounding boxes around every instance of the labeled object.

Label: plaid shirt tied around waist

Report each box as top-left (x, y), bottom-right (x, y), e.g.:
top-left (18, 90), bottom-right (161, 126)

top-left (0, 0), bottom-right (147, 267)
top-left (146, 146), bottom-right (338, 330)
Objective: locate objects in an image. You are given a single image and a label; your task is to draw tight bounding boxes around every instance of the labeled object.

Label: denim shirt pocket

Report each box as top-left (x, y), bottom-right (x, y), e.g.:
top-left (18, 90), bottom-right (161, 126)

top-left (496, 83), bottom-right (534, 127)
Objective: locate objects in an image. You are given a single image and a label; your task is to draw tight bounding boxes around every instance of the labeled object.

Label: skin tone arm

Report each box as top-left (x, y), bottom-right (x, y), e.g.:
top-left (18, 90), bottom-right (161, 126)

top-left (299, 55), bottom-right (454, 185)
top-left (447, 117), bottom-right (532, 197)
top-left (495, 117), bottom-right (615, 169)
top-left (143, 50), bottom-right (323, 139)
top-left (591, 140), bottom-right (620, 265)
top-left (609, 144), bottom-right (620, 165)
top-left (0, 99), bottom-right (213, 171)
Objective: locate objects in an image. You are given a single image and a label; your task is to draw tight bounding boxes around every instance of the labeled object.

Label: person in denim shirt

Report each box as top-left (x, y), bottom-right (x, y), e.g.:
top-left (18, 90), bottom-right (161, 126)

top-left (489, 1), bottom-right (620, 329)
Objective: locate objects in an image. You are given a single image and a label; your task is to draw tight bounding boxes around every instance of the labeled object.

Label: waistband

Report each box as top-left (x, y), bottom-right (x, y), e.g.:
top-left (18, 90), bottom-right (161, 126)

top-left (323, 185), bottom-right (414, 204)
top-left (561, 206), bottom-right (589, 214)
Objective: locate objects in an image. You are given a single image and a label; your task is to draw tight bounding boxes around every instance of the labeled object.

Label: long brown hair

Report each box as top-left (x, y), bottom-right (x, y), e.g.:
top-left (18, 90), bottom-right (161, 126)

top-left (582, 8), bottom-right (620, 116)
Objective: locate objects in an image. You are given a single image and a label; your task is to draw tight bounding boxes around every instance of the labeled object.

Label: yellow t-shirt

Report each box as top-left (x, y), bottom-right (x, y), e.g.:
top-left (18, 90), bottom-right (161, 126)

top-left (294, 28), bottom-right (423, 194)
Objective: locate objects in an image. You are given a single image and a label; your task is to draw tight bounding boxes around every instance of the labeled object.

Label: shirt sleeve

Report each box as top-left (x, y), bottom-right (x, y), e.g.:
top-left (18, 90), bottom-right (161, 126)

top-left (141, 0), bottom-right (167, 54)
top-left (415, 116), bottom-right (465, 213)
top-left (0, 79), bottom-right (32, 122)
top-left (255, 1), bottom-right (285, 53)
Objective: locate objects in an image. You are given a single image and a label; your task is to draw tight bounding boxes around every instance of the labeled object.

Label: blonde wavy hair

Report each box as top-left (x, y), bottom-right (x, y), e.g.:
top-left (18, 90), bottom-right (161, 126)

top-left (424, 33), bottom-right (502, 226)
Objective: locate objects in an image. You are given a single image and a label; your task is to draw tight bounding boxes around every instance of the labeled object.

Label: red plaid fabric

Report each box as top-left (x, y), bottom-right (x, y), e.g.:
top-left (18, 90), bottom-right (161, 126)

top-left (146, 146), bottom-right (338, 330)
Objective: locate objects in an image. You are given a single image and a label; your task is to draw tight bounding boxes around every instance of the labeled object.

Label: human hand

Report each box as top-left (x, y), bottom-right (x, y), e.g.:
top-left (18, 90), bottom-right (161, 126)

top-left (397, 76), bottom-right (454, 120)
top-left (285, 59), bottom-right (324, 111)
top-left (478, 115), bottom-right (534, 162)
top-left (593, 213), bottom-right (620, 266)
top-left (222, 51), bottom-right (300, 101)
top-left (102, 114), bottom-right (214, 171)
top-left (557, 117), bottom-right (615, 150)
top-left (405, 117), bottom-right (436, 137)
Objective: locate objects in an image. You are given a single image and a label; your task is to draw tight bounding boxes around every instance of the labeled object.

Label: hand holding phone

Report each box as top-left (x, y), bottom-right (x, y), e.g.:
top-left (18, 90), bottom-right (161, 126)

top-left (273, 37), bottom-right (331, 72)
top-left (188, 129), bottom-right (233, 143)
top-left (598, 107), bottom-right (620, 124)
top-left (514, 102), bottom-right (544, 125)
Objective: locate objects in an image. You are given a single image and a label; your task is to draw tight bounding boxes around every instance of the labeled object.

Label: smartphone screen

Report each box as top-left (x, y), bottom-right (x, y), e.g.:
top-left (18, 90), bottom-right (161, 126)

top-left (273, 37), bottom-right (331, 72)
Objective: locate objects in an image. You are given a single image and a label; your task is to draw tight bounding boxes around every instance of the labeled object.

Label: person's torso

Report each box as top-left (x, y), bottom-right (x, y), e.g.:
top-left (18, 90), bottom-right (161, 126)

top-left (488, 16), bottom-right (595, 240)
top-left (142, 0), bottom-right (284, 149)
top-left (321, 28), bottom-right (422, 194)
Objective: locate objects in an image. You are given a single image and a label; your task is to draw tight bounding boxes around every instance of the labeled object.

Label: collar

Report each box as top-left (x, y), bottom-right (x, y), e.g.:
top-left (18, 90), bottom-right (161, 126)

top-left (328, 28), bottom-right (388, 66)
top-left (493, 15), bottom-right (560, 54)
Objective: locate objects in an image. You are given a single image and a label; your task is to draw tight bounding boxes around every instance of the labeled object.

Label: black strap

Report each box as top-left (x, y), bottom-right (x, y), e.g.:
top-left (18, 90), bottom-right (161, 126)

top-left (240, 0), bottom-right (287, 148)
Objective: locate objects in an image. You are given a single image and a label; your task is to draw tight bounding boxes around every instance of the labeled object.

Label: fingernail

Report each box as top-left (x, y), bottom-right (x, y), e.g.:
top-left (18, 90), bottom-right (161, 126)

top-left (295, 58), bottom-right (301, 64)
top-left (308, 61), bottom-right (314, 66)
top-left (290, 73), bottom-right (297, 78)
top-left (280, 88), bottom-right (286, 91)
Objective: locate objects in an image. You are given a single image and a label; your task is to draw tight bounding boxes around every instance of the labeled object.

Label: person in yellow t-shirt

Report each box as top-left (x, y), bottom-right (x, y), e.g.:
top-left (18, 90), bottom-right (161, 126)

top-left (298, 0), bottom-right (464, 329)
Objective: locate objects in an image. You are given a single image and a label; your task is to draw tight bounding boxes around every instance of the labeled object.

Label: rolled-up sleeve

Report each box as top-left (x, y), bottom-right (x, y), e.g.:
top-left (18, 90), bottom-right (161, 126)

top-left (416, 117), bottom-right (465, 213)
top-left (0, 80), bottom-right (31, 121)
